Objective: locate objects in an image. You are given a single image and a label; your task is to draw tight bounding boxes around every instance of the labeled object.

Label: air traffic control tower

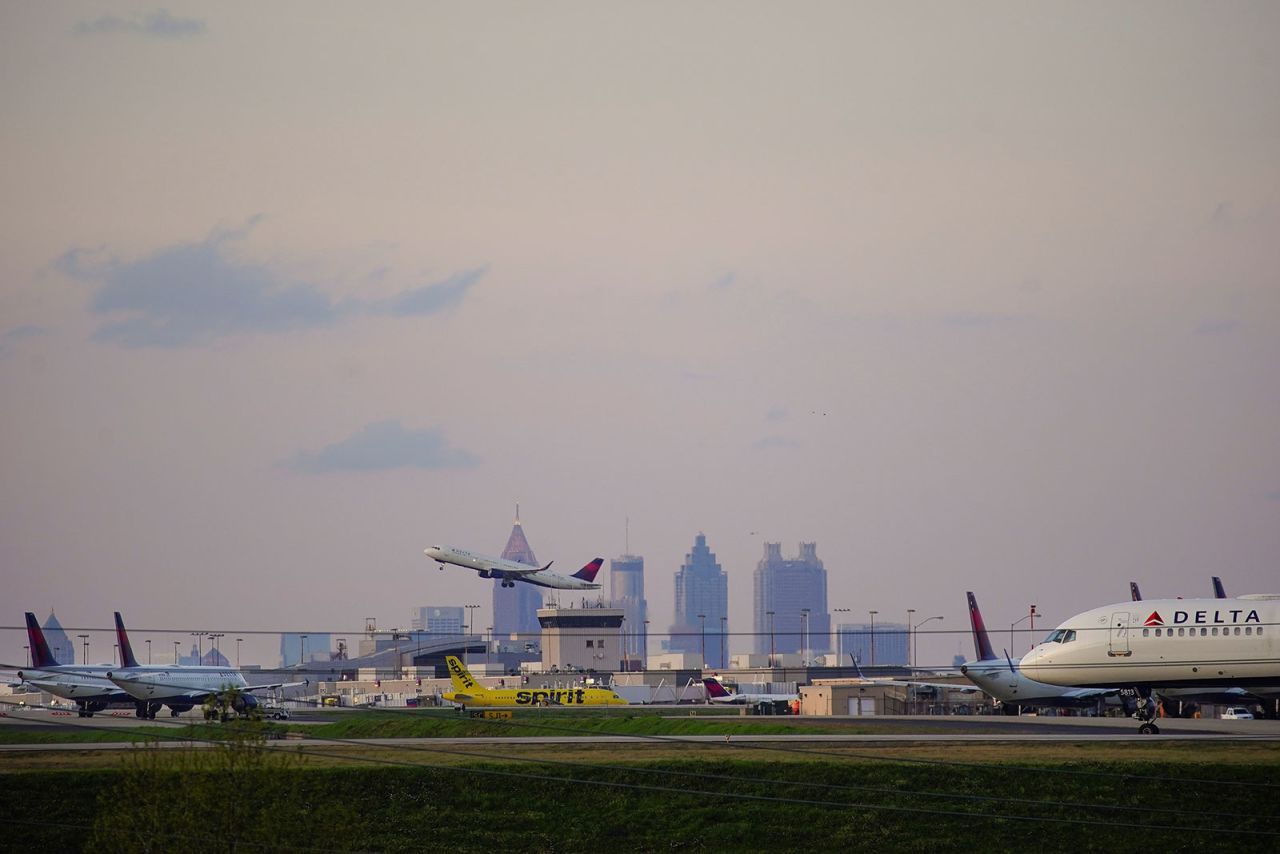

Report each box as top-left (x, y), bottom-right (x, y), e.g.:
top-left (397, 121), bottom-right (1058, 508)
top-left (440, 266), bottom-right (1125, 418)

top-left (537, 604), bottom-right (624, 674)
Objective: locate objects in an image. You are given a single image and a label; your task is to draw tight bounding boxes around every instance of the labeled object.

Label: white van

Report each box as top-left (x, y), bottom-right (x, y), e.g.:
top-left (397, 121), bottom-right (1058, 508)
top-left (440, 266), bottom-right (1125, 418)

top-left (1222, 707), bottom-right (1254, 720)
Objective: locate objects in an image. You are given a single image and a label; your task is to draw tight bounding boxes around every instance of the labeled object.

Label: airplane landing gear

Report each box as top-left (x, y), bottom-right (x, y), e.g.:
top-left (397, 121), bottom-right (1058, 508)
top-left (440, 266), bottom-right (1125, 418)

top-left (1124, 687), bottom-right (1160, 734)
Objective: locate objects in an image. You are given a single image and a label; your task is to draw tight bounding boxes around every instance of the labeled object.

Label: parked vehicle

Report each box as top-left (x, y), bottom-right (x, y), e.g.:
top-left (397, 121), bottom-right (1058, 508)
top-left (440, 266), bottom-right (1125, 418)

top-left (1222, 707), bottom-right (1254, 720)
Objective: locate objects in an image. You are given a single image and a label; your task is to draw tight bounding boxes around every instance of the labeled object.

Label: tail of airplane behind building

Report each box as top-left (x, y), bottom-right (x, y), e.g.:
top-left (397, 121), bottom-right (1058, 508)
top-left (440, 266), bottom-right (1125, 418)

top-left (113, 612), bottom-right (140, 669)
top-left (1130, 582), bottom-right (1142, 602)
top-left (570, 558), bottom-right (604, 583)
top-left (1212, 576), bottom-right (1226, 599)
top-left (966, 592), bottom-right (998, 662)
top-left (702, 676), bottom-right (734, 700)
top-left (24, 612), bottom-right (59, 667)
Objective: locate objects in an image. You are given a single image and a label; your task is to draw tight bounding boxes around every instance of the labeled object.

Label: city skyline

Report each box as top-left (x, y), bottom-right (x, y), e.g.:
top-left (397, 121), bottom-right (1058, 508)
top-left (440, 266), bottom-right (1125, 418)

top-left (3, 4), bottom-right (1277, 672)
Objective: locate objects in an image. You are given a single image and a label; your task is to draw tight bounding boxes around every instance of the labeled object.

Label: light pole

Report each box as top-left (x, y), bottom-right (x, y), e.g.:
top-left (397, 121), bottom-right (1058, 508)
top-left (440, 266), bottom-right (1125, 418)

top-left (173, 640), bottom-right (180, 664)
top-left (78, 634), bottom-right (89, 665)
top-left (487, 627), bottom-right (493, 668)
top-left (833, 608), bottom-right (850, 662)
top-left (697, 614), bottom-right (706, 669)
top-left (1010, 605), bottom-right (1039, 653)
top-left (912, 616), bottom-right (944, 669)
top-left (800, 608), bottom-right (811, 665)
top-left (868, 611), bottom-right (878, 668)
top-left (464, 605), bottom-right (480, 667)
top-left (719, 615), bottom-right (727, 669)
top-left (236, 637), bottom-right (243, 669)
top-left (145, 639), bottom-right (152, 665)
top-left (642, 620), bottom-right (650, 666)
top-left (906, 609), bottom-right (915, 668)
top-left (301, 635), bottom-right (308, 669)
top-left (209, 633), bottom-right (224, 665)
top-left (767, 610), bottom-right (776, 668)
top-left (191, 631), bottom-right (206, 665)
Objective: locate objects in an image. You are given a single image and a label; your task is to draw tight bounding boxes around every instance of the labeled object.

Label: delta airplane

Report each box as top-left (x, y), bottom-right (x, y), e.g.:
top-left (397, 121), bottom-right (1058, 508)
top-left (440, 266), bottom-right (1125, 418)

top-left (441, 656), bottom-right (627, 707)
top-left (15, 612), bottom-right (132, 717)
top-left (702, 676), bottom-right (798, 705)
top-left (956, 593), bottom-right (1113, 714)
top-left (107, 613), bottom-right (300, 719)
top-left (1020, 595), bottom-right (1280, 733)
top-left (424, 545), bottom-right (604, 590)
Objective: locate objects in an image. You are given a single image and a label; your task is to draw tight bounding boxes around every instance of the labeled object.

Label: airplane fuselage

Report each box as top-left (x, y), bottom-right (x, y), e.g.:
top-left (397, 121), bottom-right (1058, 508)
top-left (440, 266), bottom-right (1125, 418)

top-left (108, 666), bottom-right (250, 701)
top-left (1020, 597), bottom-right (1280, 689)
top-left (424, 545), bottom-right (601, 590)
top-left (18, 664), bottom-right (130, 703)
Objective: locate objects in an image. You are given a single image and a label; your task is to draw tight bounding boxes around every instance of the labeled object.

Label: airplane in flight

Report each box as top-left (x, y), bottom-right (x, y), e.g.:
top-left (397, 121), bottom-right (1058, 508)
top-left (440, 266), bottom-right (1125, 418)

top-left (702, 676), bottom-right (798, 705)
top-left (954, 592), bottom-right (1114, 714)
top-left (107, 612), bottom-right (301, 719)
top-left (1020, 594), bottom-right (1280, 733)
top-left (14, 612), bottom-right (132, 717)
top-left (424, 545), bottom-right (603, 590)
top-left (441, 655), bottom-right (627, 707)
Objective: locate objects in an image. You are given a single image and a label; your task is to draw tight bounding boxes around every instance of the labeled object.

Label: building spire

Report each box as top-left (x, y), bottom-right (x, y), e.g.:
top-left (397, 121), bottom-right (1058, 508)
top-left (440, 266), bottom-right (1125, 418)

top-left (515, 502), bottom-right (520, 525)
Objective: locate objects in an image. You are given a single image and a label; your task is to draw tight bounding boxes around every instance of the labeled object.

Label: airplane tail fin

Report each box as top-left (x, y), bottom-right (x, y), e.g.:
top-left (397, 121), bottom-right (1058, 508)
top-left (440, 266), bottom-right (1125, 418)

top-left (25, 612), bottom-right (59, 667)
top-left (1212, 576), bottom-right (1226, 599)
top-left (571, 558), bottom-right (604, 583)
top-left (702, 676), bottom-right (733, 699)
top-left (113, 612), bottom-right (140, 669)
top-left (966, 592), bottom-right (998, 662)
top-left (1130, 582), bottom-right (1142, 602)
top-left (444, 655), bottom-right (479, 693)
top-left (850, 654), bottom-right (867, 679)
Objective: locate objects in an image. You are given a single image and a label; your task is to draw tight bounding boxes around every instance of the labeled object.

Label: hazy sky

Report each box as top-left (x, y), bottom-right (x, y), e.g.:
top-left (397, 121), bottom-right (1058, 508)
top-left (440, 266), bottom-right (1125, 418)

top-left (3, 2), bottom-right (1278, 669)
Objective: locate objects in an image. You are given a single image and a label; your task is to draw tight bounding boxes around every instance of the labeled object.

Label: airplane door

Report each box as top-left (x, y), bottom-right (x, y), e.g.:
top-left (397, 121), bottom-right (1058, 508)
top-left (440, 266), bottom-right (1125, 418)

top-left (1108, 612), bottom-right (1132, 656)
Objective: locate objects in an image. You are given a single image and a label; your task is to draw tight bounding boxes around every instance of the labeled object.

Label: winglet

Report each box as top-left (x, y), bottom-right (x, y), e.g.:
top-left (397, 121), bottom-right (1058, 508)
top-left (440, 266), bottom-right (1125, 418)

top-left (1003, 648), bottom-right (1017, 674)
top-left (571, 558), bottom-right (604, 582)
top-left (114, 612), bottom-right (140, 669)
top-left (702, 676), bottom-right (733, 699)
top-left (25, 612), bottom-right (58, 667)
top-left (1212, 576), bottom-right (1226, 599)
top-left (1129, 581), bottom-right (1142, 602)
top-left (966, 592), bottom-right (998, 662)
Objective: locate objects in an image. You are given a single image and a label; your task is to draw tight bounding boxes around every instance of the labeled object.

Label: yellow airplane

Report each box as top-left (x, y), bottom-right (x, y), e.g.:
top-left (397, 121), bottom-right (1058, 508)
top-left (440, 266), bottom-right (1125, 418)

top-left (442, 656), bottom-right (628, 707)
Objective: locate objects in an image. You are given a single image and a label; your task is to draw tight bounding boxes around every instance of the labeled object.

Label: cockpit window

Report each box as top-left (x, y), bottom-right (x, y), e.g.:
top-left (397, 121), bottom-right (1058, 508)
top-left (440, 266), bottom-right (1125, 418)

top-left (1044, 629), bottom-right (1067, 643)
top-left (1063, 630), bottom-right (1076, 643)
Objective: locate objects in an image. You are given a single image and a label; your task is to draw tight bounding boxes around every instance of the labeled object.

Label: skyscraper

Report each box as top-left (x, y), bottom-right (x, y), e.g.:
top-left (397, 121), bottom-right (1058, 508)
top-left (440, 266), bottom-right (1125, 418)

top-left (492, 515), bottom-right (543, 642)
top-left (610, 553), bottom-right (647, 663)
top-left (753, 542), bottom-right (830, 659)
top-left (42, 610), bottom-right (75, 664)
top-left (668, 533), bottom-right (728, 668)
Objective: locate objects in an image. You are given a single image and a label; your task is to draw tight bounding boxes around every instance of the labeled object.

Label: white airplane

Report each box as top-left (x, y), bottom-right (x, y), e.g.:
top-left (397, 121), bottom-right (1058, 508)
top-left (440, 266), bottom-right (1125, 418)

top-left (1020, 595), bottom-right (1280, 733)
top-left (14, 612), bottom-right (132, 717)
top-left (702, 676), bottom-right (797, 705)
top-left (106, 612), bottom-right (301, 719)
top-left (424, 544), bottom-right (604, 590)
top-left (953, 592), bottom-right (1113, 714)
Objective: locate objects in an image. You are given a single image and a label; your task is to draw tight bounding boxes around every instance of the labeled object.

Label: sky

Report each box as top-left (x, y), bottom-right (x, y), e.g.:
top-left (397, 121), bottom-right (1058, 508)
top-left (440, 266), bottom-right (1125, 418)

top-left (2, 2), bottom-right (1278, 670)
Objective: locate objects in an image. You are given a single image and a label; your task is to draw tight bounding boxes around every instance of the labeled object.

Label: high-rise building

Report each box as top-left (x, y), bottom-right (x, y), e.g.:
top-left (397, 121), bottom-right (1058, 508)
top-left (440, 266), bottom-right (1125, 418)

top-left (279, 633), bottom-right (332, 668)
top-left (668, 533), bottom-right (728, 668)
top-left (610, 554), bottom-right (647, 663)
top-left (835, 623), bottom-right (908, 667)
top-left (411, 606), bottom-right (465, 636)
top-left (492, 516), bottom-right (543, 642)
top-left (753, 542), bottom-right (830, 660)
top-left (41, 610), bottom-right (75, 665)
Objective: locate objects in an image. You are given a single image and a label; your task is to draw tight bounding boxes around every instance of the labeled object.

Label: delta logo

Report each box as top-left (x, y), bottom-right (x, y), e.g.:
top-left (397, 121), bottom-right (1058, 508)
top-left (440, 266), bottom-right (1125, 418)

top-left (1143, 611), bottom-right (1164, 627)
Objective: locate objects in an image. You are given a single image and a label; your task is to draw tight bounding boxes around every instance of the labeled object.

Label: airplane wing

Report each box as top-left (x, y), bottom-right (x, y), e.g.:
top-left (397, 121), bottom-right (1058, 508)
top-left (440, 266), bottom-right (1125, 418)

top-left (245, 680), bottom-right (308, 693)
top-left (1060, 687), bottom-right (1117, 700)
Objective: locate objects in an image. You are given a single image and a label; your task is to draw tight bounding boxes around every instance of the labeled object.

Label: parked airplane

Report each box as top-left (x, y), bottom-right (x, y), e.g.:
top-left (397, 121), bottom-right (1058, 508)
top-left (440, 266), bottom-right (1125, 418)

top-left (702, 676), bottom-right (798, 705)
top-left (441, 656), bottom-right (627, 707)
top-left (956, 593), bottom-right (1113, 714)
top-left (107, 613), bottom-right (300, 719)
top-left (15, 612), bottom-right (132, 717)
top-left (1020, 595), bottom-right (1280, 733)
top-left (424, 545), bottom-right (603, 590)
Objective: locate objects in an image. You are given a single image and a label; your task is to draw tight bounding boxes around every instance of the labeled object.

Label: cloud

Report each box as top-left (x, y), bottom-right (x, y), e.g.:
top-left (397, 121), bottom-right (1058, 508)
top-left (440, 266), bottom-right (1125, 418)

top-left (752, 435), bottom-right (801, 450)
top-left (1194, 319), bottom-right (1240, 336)
top-left (285, 421), bottom-right (480, 474)
top-left (0, 325), bottom-right (49, 358)
top-left (57, 223), bottom-right (482, 347)
top-left (73, 9), bottom-right (206, 38)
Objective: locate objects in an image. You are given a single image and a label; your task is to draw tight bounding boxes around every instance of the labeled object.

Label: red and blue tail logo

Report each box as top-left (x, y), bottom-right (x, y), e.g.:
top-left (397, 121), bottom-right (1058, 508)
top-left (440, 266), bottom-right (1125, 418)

top-left (967, 592), bottom-right (998, 661)
top-left (114, 612), bottom-right (140, 668)
top-left (25, 612), bottom-right (58, 667)
top-left (571, 558), bottom-right (604, 582)
top-left (702, 677), bottom-right (733, 699)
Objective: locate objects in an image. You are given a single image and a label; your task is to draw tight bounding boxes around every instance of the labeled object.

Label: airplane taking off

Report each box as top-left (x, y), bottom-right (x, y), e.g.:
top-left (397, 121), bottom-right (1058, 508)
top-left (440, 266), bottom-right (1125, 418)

top-left (424, 545), bottom-right (603, 590)
top-left (15, 612), bottom-right (132, 717)
top-left (702, 676), bottom-right (798, 705)
top-left (107, 613), bottom-right (301, 719)
top-left (1021, 595), bottom-right (1280, 733)
top-left (956, 593), bottom-right (1113, 714)
top-left (441, 656), bottom-right (627, 707)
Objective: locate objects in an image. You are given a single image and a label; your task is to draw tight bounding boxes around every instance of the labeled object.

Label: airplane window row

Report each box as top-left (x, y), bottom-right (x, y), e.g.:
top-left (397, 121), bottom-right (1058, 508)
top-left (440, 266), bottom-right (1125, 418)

top-left (1142, 626), bottom-right (1263, 638)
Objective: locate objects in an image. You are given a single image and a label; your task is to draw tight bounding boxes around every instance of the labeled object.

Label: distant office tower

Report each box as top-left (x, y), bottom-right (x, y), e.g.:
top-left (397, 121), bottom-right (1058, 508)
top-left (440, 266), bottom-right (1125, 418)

top-left (280, 633), bottom-right (332, 668)
top-left (835, 623), bottom-right (908, 667)
top-left (41, 610), bottom-right (75, 665)
top-left (668, 533), bottom-right (729, 668)
top-left (411, 606), bottom-right (465, 636)
top-left (610, 554), bottom-right (648, 663)
top-left (753, 542), bottom-right (831, 659)
top-left (492, 516), bottom-right (544, 642)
